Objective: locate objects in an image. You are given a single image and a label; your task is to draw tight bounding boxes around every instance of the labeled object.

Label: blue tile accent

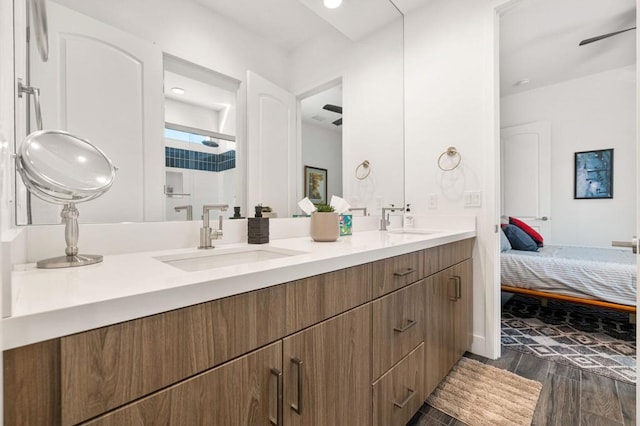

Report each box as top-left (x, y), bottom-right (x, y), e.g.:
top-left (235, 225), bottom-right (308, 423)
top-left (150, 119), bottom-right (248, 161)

top-left (165, 147), bottom-right (236, 173)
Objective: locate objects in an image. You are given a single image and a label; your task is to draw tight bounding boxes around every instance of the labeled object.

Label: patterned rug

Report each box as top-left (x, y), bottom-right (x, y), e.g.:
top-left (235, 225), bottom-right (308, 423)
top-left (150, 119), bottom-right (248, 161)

top-left (501, 294), bottom-right (636, 384)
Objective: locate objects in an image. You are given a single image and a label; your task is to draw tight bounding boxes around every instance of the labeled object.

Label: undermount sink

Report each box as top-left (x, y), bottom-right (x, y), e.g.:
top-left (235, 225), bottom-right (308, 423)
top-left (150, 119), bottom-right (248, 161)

top-left (155, 246), bottom-right (308, 272)
top-left (387, 228), bottom-right (437, 235)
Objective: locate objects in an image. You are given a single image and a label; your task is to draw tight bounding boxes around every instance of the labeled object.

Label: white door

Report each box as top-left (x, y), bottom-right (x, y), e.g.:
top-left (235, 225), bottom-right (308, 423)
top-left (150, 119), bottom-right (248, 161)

top-left (25, 2), bottom-right (164, 224)
top-left (500, 121), bottom-right (551, 240)
top-left (246, 71), bottom-right (297, 217)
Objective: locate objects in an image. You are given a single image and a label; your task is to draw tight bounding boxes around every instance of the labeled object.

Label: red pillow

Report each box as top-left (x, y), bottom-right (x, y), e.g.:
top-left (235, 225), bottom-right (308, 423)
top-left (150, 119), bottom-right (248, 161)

top-left (509, 217), bottom-right (544, 247)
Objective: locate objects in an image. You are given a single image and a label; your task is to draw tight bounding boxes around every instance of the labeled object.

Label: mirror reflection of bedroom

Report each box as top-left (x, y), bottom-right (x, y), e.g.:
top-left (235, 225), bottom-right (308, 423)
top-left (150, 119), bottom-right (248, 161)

top-left (498, 0), bottom-right (637, 412)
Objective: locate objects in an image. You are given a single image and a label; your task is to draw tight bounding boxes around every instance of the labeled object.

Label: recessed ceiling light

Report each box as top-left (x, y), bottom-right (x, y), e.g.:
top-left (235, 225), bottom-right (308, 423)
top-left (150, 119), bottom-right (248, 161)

top-left (514, 79), bottom-right (530, 87)
top-left (171, 87), bottom-right (185, 95)
top-left (323, 0), bottom-right (342, 9)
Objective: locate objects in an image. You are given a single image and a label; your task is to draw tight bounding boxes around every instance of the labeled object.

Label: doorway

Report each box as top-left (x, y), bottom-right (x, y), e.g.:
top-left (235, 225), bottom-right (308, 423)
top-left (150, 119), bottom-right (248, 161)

top-left (497, 0), bottom-right (637, 393)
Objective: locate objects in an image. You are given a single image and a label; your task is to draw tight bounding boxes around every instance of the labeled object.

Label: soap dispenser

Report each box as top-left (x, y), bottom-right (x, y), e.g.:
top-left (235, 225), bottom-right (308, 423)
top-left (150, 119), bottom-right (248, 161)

top-left (248, 205), bottom-right (269, 244)
top-left (403, 203), bottom-right (414, 228)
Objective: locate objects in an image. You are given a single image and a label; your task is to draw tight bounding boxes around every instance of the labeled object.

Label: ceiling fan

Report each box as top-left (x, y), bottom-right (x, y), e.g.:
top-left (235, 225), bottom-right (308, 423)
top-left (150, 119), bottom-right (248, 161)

top-left (323, 104), bottom-right (342, 126)
top-left (579, 26), bottom-right (636, 46)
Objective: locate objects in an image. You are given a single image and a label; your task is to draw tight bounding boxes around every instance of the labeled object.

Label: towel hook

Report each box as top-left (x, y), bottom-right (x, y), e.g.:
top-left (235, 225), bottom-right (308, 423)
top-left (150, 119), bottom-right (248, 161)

top-left (355, 160), bottom-right (371, 180)
top-left (437, 146), bottom-right (461, 171)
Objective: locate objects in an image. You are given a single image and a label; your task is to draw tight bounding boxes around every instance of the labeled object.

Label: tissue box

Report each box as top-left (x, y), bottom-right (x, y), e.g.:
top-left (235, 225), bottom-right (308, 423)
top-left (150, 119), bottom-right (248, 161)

top-left (339, 214), bottom-right (352, 236)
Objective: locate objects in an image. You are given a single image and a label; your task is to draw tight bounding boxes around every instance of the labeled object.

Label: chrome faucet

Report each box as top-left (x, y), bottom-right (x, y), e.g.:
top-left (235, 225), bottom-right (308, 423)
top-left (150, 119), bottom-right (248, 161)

top-left (175, 205), bottom-right (193, 221)
top-left (380, 205), bottom-right (404, 231)
top-left (348, 207), bottom-right (368, 216)
top-left (199, 204), bottom-right (229, 249)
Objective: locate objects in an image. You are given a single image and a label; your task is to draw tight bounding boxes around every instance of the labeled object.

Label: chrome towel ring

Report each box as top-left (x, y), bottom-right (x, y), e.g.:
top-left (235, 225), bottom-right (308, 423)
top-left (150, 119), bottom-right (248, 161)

top-left (355, 160), bottom-right (371, 180)
top-left (437, 146), bottom-right (461, 171)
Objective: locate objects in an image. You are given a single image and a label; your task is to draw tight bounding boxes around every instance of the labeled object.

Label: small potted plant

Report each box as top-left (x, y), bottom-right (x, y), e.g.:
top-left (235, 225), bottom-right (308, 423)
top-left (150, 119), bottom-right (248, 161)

top-left (310, 203), bottom-right (339, 242)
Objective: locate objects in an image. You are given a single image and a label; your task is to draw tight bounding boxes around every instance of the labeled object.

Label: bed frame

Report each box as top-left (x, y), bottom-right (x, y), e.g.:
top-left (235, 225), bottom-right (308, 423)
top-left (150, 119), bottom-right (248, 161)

top-left (501, 284), bottom-right (637, 322)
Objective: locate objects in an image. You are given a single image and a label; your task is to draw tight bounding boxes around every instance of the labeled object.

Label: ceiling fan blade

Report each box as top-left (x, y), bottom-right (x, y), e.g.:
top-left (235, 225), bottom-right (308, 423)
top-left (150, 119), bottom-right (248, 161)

top-left (579, 27), bottom-right (636, 46)
top-left (332, 118), bottom-right (342, 126)
top-left (323, 104), bottom-right (343, 114)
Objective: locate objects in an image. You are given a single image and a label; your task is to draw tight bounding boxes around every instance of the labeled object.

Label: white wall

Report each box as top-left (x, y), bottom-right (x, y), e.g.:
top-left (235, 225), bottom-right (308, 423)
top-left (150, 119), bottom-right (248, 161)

top-left (502, 66), bottom-right (637, 248)
top-left (404, 0), bottom-right (503, 358)
top-left (301, 121), bottom-right (343, 201)
top-left (165, 99), bottom-right (220, 132)
top-left (53, 0), bottom-right (290, 88)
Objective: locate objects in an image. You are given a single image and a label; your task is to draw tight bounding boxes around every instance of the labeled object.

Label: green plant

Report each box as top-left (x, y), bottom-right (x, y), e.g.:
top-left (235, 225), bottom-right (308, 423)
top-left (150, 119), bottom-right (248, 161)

top-left (314, 203), bottom-right (335, 212)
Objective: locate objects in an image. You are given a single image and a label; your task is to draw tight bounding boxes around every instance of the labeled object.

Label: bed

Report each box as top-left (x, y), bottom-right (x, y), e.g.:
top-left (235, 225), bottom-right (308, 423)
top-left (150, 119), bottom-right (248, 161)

top-left (501, 245), bottom-right (637, 315)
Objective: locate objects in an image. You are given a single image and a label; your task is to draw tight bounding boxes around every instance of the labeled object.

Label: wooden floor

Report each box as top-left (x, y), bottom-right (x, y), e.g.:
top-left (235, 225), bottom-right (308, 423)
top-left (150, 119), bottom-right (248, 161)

top-left (407, 348), bottom-right (636, 426)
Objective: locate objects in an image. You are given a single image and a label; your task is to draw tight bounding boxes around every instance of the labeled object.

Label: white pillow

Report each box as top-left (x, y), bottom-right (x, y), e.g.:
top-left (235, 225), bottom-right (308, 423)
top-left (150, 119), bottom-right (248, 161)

top-left (500, 227), bottom-right (512, 252)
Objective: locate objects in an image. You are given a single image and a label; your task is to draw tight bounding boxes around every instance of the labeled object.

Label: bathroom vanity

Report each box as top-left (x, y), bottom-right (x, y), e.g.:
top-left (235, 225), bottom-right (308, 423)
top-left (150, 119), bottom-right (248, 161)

top-left (4, 230), bottom-right (474, 425)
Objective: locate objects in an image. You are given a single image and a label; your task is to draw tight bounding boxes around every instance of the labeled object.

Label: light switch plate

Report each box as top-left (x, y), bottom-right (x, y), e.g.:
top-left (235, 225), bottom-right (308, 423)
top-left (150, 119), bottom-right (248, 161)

top-left (427, 193), bottom-right (437, 209)
top-left (463, 191), bottom-right (482, 207)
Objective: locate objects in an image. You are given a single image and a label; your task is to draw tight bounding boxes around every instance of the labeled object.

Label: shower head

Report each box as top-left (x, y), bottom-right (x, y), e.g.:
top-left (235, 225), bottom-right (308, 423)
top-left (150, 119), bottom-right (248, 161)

top-left (201, 139), bottom-right (219, 148)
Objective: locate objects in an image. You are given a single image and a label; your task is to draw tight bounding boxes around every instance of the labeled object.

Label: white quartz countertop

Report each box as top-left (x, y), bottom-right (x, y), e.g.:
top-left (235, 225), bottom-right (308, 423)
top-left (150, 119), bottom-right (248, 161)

top-left (4, 228), bottom-right (475, 350)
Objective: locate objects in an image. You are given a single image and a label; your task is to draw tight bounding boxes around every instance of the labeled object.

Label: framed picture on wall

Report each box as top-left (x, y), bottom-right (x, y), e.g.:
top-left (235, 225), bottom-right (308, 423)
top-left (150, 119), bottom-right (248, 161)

top-left (304, 166), bottom-right (328, 205)
top-left (574, 149), bottom-right (613, 199)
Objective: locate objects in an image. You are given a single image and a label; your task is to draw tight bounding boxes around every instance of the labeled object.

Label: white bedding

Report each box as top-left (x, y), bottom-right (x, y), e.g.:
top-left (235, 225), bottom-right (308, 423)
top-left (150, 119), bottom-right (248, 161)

top-left (501, 245), bottom-right (637, 307)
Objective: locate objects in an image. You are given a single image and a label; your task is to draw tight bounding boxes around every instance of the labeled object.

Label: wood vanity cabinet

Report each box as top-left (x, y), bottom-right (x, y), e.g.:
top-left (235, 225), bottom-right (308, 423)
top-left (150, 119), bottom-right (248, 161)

top-left (424, 258), bottom-right (473, 396)
top-left (4, 238), bottom-right (474, 426)
top-left (84, 341), bottom-right (283, 425)
top-left (283, 304), bottom-right (372, 426)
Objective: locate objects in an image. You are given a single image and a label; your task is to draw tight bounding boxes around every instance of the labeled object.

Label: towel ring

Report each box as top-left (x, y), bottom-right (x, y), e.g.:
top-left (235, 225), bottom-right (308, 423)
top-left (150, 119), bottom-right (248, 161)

top-left (437, 147), bottom-right (461, 171)
top-left (355, 160), bottom-right (371, 180)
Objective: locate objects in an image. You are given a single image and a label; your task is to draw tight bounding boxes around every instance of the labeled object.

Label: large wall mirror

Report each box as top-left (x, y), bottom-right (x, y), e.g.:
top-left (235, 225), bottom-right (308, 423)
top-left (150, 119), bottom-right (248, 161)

top-left (15, 0), bottom-right (404, 225)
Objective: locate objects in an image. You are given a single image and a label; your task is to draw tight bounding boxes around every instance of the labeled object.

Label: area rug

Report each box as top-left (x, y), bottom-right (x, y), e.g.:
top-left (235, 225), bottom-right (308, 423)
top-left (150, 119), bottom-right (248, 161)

top-left (502, 294), bottom-right (636, 384)
top-left (426, 357), bottom-right (542, 426)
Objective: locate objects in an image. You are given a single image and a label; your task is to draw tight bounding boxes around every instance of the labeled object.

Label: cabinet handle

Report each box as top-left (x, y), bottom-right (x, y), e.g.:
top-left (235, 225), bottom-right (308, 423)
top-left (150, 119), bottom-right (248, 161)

top-left (454, 276), bottom-right (462, 300)
top-left (291, 358), bottom-right (304, 415)
top-left (393, 388), bottom-right (416, 409)
top-left (393, 319), bottom-right (417, 333)
top-left (269, 368), bottom-right (283, 426)
top-left (448, 277), bottom-right (457, 301)
top-left (393, 267), bottom-right (416, 277)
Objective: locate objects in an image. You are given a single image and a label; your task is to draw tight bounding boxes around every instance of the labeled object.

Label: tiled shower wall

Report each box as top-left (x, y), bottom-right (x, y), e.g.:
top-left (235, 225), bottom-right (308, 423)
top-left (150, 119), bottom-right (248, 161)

top-left (165, 147), bottom-right (236, 172)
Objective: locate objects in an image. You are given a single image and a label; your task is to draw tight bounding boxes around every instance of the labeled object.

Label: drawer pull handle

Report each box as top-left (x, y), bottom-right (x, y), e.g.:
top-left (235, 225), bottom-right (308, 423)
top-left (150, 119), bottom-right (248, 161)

top-left (393, 319), bottom-right (417, 333)
top-left (448, 276), bottom-right (457, 301)
top-left (269, 368), bottom-right (283, 426)
top-left (291, 358), bottom-right (304, 415)
top-left (454, 276), bottom-right (462, 300)
top-left (394, 388), bottom-right (416, 409)
top-left (393, 268), bottom-right (416, 277)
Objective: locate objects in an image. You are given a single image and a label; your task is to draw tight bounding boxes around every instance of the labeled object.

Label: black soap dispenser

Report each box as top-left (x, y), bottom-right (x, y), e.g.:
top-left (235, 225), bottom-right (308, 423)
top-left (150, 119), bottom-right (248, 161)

top-left (248, 205), bottom-right (269, 244)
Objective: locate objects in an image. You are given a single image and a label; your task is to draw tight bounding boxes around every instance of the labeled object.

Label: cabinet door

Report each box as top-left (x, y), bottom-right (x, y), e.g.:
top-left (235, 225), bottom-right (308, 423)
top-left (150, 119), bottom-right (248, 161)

top-left (283, 304), bottom-right (371, 426)
top-left (424, 272), bottom-right (455, 398)
top-left (452, 259), bottom-right (473, 360)
top-left (85, 341), bottom-right (283, 426)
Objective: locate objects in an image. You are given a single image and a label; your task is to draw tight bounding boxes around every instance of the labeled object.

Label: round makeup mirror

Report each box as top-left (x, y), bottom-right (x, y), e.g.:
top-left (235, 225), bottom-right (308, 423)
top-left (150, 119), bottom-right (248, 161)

top-left (16, 130), bottom-right (117, 268)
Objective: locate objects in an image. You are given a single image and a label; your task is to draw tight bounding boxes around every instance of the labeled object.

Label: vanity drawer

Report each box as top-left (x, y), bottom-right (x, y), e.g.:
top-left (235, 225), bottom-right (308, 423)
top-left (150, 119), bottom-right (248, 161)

top-left (60, 285), bottom-right (286, 426)
top-left (372, 343), bottom-right (425, 426)
top-left (438, 238), bottom-right (474, 271)
top-left (372, 279), bottom-right (425, 379)
top-left (285, 264), bottom-right (371, 334)
top-left (372, 252), bottom-right (421, 298)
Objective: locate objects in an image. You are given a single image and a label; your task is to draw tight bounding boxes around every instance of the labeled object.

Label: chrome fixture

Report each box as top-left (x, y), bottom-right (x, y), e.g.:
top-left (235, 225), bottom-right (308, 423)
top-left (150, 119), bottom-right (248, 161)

top-left (199, 204), bottom-right (229, 249)
top-left (348, 207), bottom-right (368, 216)
top-left (15, 130), bottom-right (117, 268)
top-left (380, 205), bottom-right (404, 231)
top-left (355, 160), bottom-right (371, 180)
top-left (18, 80), bottom-right (43, 130)
top-left (437, 146), bottom-right (462, 171)
top-left (175, 205), bottom-right (193, 220)
top-left (30, 0), bottom-right (49, 62)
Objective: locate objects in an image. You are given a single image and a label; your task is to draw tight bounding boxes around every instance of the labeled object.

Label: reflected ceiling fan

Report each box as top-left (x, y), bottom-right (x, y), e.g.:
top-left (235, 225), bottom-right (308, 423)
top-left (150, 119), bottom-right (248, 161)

top-left (579, 26), bottom-right (636, 46)
top-left (323, 104), bottom-right (342, 126)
